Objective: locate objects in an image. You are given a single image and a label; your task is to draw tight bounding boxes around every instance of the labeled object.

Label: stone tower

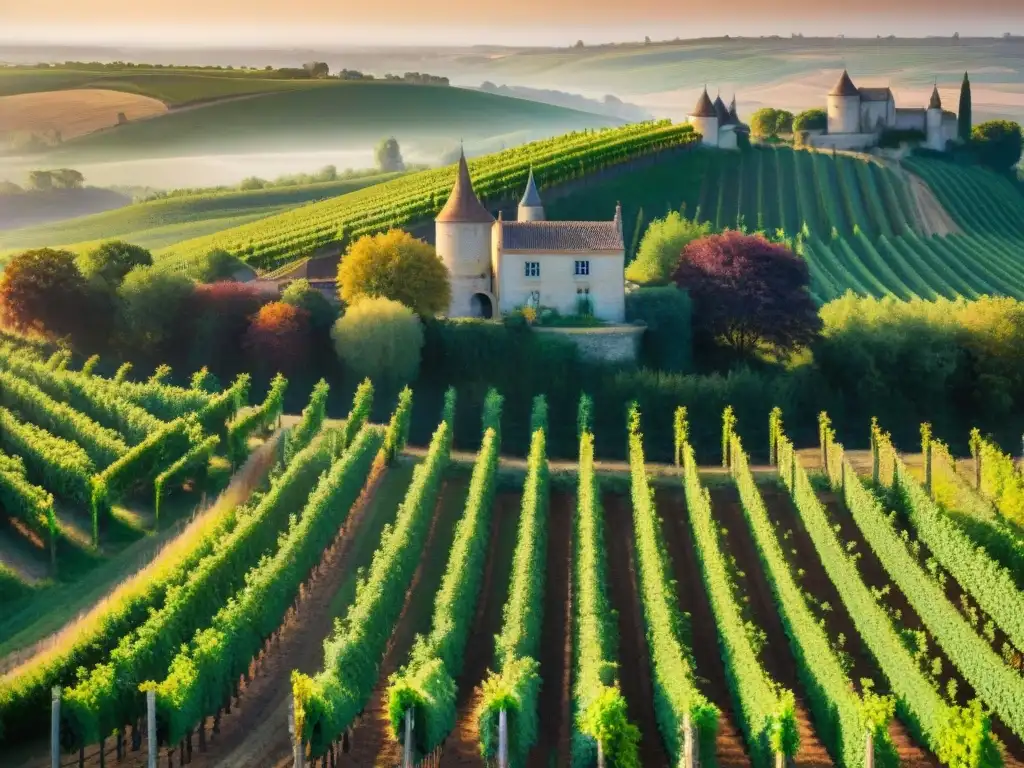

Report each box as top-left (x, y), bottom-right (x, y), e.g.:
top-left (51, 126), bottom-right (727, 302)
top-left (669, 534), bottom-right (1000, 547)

top-left (435, 149), bottom-right (495, 318)
top-left (827, 70), bottom-right (861, 134)
top-left (518, 168), bottom-right (545, 221)
top-left (689, 87), bottom-right (719, 147)
top-left (926, 85), bottom-right (945, 151)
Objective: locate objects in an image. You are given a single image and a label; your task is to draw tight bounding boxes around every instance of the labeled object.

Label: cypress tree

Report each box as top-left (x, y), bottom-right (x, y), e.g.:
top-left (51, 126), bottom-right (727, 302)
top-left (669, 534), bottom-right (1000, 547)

top-left (959, 71), bottom-right (973, 141)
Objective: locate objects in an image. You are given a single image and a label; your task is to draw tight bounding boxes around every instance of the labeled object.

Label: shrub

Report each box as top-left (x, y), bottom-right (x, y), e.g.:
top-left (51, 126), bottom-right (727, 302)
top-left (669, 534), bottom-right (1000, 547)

top-left (793, 108), bottom-right (827, 133)
top-left (750, 107), bottom-right (794, 138)
top-left (332, 297), bottom-right (424, 385)
top-left (337, 230), bottom-right (450, 316)
top-left (117, 267), bottom-right (194, 352)
top-left (243, 301), bottom-right (311, 373)
top-left (79, 241), bottom-right (153, 287)
top-left (280, 278), bottom-right (339, 332)
top-left (625, 286), bottom-right (692, 372)
top-left (193, 248), bottom-right (247, 283)
top-left (625, 212), bottom-right (711, 286)
top-left (971, 120), bottom-right (1023, 173)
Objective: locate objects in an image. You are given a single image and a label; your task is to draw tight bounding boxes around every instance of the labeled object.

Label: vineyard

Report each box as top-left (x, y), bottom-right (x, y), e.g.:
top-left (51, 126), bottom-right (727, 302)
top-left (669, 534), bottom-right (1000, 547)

top-left (2, 341), bottom-right (1024, 767)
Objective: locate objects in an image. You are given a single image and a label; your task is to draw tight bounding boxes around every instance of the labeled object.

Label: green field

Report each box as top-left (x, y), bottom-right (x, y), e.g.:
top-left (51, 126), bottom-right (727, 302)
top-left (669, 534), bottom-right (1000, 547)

top-left (42, 81), bottom-right (618, 162)
top-left (0, 67), bottom-right (331, 105)
top-left (0, 172), bottom-right (404, 252)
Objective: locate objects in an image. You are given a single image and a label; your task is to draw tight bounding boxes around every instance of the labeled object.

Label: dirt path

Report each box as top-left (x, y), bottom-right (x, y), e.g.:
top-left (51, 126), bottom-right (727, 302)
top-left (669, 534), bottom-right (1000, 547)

top-left (338, 477), bottom-right (470, 768)
top-left (758, 484), bottom-right (938, 767)
top-left (655, 488), bottom-right (751, 768)
top-left (708, 486), bottom-right (833, 768)
top-left (603, 492), bottom-right (671, 768)
top-left (526, 491), bottom-right (574, 768)
top-left (903, 167), bottom-right (961, 237)
top-left (438, 491), bottom-right (521, 768)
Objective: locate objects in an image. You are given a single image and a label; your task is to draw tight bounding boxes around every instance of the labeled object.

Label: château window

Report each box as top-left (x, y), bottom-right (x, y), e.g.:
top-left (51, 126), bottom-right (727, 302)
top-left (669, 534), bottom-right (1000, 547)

top-left (524, 261), bottom-right (540, 278)
top-left (574, 260), bottom-right (590, 276)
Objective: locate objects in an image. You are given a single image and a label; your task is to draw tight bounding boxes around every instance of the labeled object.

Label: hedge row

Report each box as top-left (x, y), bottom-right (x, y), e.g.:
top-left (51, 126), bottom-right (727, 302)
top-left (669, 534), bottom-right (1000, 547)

top-left (386, 389), bottom-right (503, 756)
top-left (476, 395), bottom-right (549, 767)
top-left (153, 434), bottom-right (220, 521)
top-left (285, 379), bottom-right (330, 463)
top-left (293, 394), bottom-right (454, 757)
top-left (338, 378), bottom-right (374, 452)
top-left (971, 429), bottom-right (1024, 528)
top-left (226, 373), bottom-right (287, 463)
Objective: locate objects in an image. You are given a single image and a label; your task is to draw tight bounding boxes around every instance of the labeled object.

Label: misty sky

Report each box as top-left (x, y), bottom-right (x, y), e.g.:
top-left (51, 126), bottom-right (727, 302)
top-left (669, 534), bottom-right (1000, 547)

top-left (2, 0), bottom-right (1023, 46)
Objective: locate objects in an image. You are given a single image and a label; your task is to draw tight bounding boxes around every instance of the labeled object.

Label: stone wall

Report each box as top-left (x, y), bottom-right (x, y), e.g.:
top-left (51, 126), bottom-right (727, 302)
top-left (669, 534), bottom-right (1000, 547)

top-left (807, 132), bottom-right (879, 151)
top-left (533, 323), bottom-right (645, 364)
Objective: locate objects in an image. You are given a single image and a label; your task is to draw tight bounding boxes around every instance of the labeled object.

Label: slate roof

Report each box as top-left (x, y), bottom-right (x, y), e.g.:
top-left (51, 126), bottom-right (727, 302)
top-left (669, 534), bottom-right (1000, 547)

top-left (713, 95), bottom-right (731, 124)
top-left (896, 107), bottom-right (926, 114)
top-left (520, 168), bottom-right (543, 207)
top-left (929, 85), bottom-right (942, 109)
top-left (500, 221), bottom-right (624, 252)
top-left (859, 87), bottom-right (894, 102)
top-left (728, 96), bottom-right (740, 124)
top-left (691, 88), bottom-right (717, 118)
top-left (829, 70), bottom-right (859, 97)
top-left (436, 150), bottom-right (495, 224)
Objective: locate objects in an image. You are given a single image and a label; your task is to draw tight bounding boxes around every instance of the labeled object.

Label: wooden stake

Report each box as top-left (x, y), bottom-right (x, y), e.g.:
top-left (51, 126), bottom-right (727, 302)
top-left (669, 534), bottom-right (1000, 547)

top-left (597, 739), bottom-right (605, 768)
top-left (147, 689), bottom-right (157, 768)
top-left (403, 709), bottom-right (414, 768)
top-left (683, 712), bottom-right (695, 768)
top-left (864, 730), bottom-right (875, 768)
top-left (498, 709), bottom-right (509, 768)
top-left (289, 696), bottom-right (304, 768)
top-left (51, 686), bottom-right (60, 768)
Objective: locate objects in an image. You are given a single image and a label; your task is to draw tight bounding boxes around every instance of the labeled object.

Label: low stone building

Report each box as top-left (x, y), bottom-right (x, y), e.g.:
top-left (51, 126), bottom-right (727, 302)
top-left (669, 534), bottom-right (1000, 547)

top-left (688, 88), bottom-right (750, 149)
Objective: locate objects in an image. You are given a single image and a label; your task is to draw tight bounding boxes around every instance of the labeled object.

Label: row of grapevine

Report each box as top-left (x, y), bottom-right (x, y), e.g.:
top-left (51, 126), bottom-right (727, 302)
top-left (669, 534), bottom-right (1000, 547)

top-left (745, 409), bottom-right (898, 768)
top-left (819, 417), bottom-right (1024, 742)
top-left (773, 421), bottom-right (1001, 767)
top-left (0, 406), bottom-right (94, 506)
top-left (151, 424), bottom-right (383, 747)
top-left (154, 122), bottom-right (701, 273)
top-left (226, 373), bottom-right (288, 462)
top-left (625, 404), bottom-right (718, 762)
top-left (284, 379), bottom-right (330, 463)
top-left (153, 434), bottom-right (220, 520)
top-left (872, 423), bottom-right (1024, 650)
top-left (0, 344), bottom-right (164, 443)
top-left (570, 395), bottom-right (640, 767)
top-left (0, 450), bottom-right (56, 553)
top-left (292, 389), bottom-right (456, 757)
top-left (61, 430), bottom-right (339, 748)
top-left (197, 374), bottom-right (250, 440)
top-left (680, 408), bottom-right (798, 767)
top-left (386, 389), bottom-right (503, 756)
top-left (338, 379), bottom-right (374, 452)
top-left (381, 387), bottom-right (413, 466)
top-left (970, 429), bottom-right (1024, 527)
top-left (0, 368), bottom-right (127, 466)
top-left (0, 432), bottom-right (282, 745)
top-left (476, 396), bottom-right (549, 766)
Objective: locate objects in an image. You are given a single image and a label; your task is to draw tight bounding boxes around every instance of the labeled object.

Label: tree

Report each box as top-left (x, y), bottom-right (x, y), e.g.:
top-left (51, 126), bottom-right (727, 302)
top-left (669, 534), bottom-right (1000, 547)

top-left (117, 267), bottom-right (193, 351)
top-left (331, 297), bottom-right (424, 385)
top-left (27, 170), bottom-right (52, 191)
top-left (80, 241), bottom-right (153, 287)
top-left (338, 229), bottom-right (451, 316)
top-left (0, 180), bottom-right (24, 195)
top-left (280, 278), bottom-right (339, 333)
top-left (193, 248), bottom-right (247, 283)
top-left (793, 108), bottom-right (827, 132)
top-left (959, 72), bottom-right (973, 142)
top-left (303, 61), bottom-right (330, 78)
top-left (0, 249), bottom-right (90, 338)
top-left (671, 232), bottom-right (822, 357)
top-left (375, 137), bottom-right (405, 172)
top-left (626, 212), bottom-right (711, 285)
top-left (749, 107), bottom-right (794, 138)
top-left (971, 120), bottom-right (1023, 173)
top-left (51, 168), bottom-right (84, 189)
top-left (244, 301), bottom-right (311, 372)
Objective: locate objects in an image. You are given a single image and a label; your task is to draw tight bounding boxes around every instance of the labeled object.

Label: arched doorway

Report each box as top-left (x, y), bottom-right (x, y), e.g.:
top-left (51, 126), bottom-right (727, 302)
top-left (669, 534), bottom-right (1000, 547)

top-left (470, 293), bottom-right (494, 319)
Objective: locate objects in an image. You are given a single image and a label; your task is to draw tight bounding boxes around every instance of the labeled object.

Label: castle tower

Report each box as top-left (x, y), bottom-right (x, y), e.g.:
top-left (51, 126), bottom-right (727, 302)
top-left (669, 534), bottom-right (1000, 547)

top-left (518, 168), bottom-right (545, 221)
top-left (435, 149), bottom-right (495, 318)
top-left (926, 84), bottom-right (945, 151)
top-left (689, 87), bottom-right (719, 147)
top-left (827, 70), bottom-right (861, 134)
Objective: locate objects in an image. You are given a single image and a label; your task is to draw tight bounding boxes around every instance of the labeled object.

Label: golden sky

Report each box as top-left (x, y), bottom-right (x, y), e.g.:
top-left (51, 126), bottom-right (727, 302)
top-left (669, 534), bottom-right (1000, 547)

top-left (2, 0), bottom-right (1022, 45)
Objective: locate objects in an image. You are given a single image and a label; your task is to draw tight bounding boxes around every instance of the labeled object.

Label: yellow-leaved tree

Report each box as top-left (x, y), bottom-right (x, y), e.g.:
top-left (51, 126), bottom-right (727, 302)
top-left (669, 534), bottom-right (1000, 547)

top-left (337, 229), bottom-right (451, 316)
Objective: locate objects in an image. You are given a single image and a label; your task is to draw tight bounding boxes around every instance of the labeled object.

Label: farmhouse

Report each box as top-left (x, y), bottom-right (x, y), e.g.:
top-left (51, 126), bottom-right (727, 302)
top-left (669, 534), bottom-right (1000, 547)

top-left (811, 69), bottom-right (958, 151)
top-left (435, 152), bottom-right (626, 322)
top-left (688, 89), bottom-right (750, 149)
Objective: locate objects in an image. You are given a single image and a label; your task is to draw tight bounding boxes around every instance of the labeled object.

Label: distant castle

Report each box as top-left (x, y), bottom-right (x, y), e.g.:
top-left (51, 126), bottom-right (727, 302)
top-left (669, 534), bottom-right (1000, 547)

top-left (686, 70), bottom-right (957, 152)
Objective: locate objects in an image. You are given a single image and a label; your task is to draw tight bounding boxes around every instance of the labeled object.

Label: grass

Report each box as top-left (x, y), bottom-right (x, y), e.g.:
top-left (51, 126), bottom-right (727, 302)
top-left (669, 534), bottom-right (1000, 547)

top-left (0, 172), bottom-right (404, 252)
top-left (43, 81), bottom-right (617, 162)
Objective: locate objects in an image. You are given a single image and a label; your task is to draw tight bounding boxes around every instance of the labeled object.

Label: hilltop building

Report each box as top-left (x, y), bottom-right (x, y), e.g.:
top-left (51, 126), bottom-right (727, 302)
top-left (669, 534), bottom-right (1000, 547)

top-left (435, 154), bottom-right (626, 321)
top-left (812, 70), bottom-right (957, 151)
top-left (688, 89), bottom-right (750, 149)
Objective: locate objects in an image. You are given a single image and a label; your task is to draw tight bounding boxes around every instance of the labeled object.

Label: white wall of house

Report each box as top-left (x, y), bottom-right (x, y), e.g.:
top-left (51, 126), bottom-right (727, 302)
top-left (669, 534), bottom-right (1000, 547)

top-left (436, 221), bottom-right (492, 317)
top-left (827, 94), bottom-right (860, 134)
top-left (496, 251), bottom-right (625, 322)
top-left (860, 99), bottom-right (894, 132)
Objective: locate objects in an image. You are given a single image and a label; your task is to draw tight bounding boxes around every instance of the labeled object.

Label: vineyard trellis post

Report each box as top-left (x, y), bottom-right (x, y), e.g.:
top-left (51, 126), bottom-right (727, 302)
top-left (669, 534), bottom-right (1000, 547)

top-left (403, 709), bottom-right (414, 768)
top-left (147, 688), bottom-right (156, 768)
top-left (51, 686), bottom-right (60, 768)
top-left (498, 708), bottom-right (509, 768)
top-left (921, 423), bottom-right (933, 497)
top-left (597, 740), bottom-right (605, 768)
top-left (774, 751), bottom-right (785, 768)
top-left (682, 712), bottom-right (697, 768)
top-left (289, 696), bottom-right (304, 768)
top-left (864, 730), bottom-right (874, 768)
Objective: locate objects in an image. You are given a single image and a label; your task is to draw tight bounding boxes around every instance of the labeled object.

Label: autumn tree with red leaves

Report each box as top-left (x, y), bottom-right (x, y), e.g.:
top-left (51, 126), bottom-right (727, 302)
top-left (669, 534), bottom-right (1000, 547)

top-left (672, 231), bottom-right (821, 358)
top-left (244, 301), bottom-right (311, 373)
top-left (0, 248), bottom-right (91, 340)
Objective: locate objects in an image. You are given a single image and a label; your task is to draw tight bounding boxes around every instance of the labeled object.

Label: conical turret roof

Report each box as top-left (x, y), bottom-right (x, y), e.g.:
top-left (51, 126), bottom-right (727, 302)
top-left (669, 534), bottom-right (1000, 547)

top-left (519, 168), bottom-right (543, 207)
top-left (728, 95), bottom-right (739, 124)
top-left (713, 95), bottom-right (731, 124)
top-left (436, 149), bottom-right (495, 224)
top-left (929, 84), bottom-right (942, 109)
top-left (829, 69), bottom-right (860, 97)
top-left (691, 87), bottom-right (717, 118)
